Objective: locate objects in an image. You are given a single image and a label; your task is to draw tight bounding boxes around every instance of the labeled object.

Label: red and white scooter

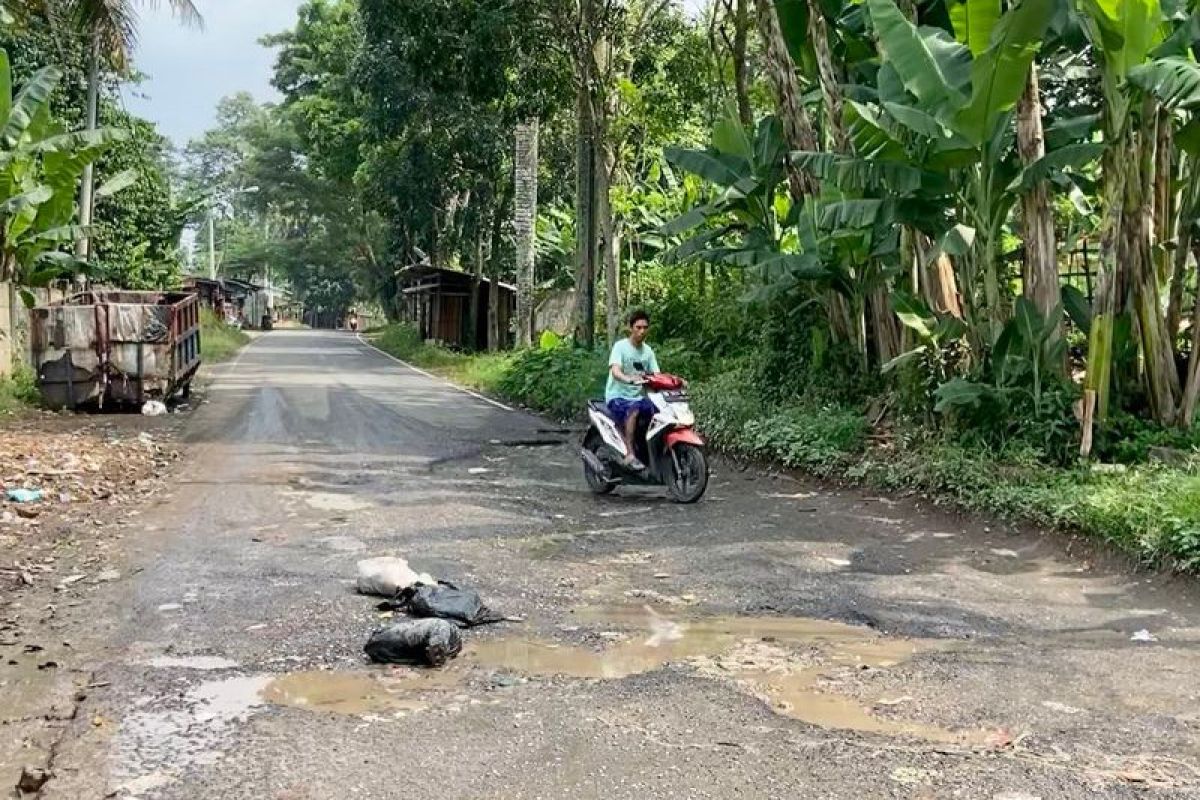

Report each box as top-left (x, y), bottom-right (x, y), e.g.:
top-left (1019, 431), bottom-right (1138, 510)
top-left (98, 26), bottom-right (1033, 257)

top-left (581, 373), bottom-right (709, 503)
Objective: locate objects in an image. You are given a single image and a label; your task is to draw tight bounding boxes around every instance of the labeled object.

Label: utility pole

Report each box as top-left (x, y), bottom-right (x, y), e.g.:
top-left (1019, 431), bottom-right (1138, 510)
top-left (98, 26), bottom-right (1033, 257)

top-left (207, 213), bottom-right (217, 280)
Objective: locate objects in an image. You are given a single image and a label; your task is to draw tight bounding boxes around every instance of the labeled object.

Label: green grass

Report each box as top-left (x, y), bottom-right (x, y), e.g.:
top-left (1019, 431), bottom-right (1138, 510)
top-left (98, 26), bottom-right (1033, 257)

top-left (371, 324), bottom-right (522, 402)
top-left (844, 441), bottom-right (1200, 571)
top-left (0, 365), bottom-right (40, 414)
top-left (369, 322), bottom-right (1200, 571)
top-left (201, 309), bottom-right (251, 363)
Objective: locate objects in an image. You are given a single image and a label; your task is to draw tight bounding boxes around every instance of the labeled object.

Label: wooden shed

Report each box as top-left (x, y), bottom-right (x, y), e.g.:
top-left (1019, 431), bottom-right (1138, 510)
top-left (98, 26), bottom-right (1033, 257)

top-left (399, 266), bottom-right (516, 351)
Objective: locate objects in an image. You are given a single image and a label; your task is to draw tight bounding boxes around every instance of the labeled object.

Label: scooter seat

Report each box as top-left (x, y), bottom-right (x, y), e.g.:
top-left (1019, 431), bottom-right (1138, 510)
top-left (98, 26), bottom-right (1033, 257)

top-left (588, 399), bottom-right (612, 418)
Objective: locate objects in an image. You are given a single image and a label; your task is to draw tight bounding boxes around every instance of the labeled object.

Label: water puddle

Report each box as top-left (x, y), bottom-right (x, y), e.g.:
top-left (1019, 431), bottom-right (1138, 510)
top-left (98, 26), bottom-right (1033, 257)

top-left (467, 608), bottom-right (912, 678)
top-left (116, 675), bottom-right (272, 789)
top-left (260, 669), bottom-right (459, 716)
top-left (465, 605), bottom-right (979, 743)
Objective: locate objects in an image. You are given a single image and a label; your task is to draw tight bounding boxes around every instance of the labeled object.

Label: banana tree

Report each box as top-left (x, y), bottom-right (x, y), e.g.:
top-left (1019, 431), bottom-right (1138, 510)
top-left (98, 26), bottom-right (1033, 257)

top-left (863, 0), bottom-right (1055, 340)
top-left (662, 112), bottom-right (820, 278)
top-left (1074, 0), bottom-right (1200, 433)
top-left (0, 50), bottom-right (129, 302)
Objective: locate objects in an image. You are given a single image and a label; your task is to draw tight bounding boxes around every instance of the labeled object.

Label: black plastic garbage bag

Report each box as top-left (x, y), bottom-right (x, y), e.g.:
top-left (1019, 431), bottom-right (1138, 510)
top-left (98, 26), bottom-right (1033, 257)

top-left (382, 583), bottom-right (505, 628)
top-left (364, 618), bottom-right (462, 667)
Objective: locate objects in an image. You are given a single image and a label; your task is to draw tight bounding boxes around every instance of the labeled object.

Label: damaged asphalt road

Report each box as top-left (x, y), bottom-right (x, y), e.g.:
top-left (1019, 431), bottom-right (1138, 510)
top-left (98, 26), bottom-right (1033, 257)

top-left (15, 329), bottom-right (1200, 799)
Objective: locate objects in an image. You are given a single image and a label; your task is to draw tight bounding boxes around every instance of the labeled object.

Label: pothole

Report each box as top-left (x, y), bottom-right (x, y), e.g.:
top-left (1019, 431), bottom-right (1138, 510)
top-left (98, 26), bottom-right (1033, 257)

top-left (261, 669), bottom-right (460, 716)
top-left (462, 605), bottom-right (983, 743)
top-left (317, 535), bottom-right (367, 553)
top-left (289, 490), bottom-right (371, 512)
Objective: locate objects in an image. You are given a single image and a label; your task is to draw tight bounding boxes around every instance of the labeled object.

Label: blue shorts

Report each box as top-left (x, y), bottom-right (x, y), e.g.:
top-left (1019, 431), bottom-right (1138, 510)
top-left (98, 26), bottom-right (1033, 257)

top-left (607, 398), bottom-right (655, 425)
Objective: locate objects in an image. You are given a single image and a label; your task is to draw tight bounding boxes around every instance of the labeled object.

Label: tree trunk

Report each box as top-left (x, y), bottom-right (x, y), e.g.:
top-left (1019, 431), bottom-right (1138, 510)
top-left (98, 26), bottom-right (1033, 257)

top-left (468, 221), bottom-right (485, 351)
top-left (487, 184), bottom-right (510, 352)
top-left (807, 0), bottom-right (850, 154)
top-left (914, 233), bottom-right (962, 318)
top-left (1127, 111), bottom-right (1180, 426)
top-left (1179, 242), bottom-right (1200, 426)
top-left (1084, 137), bottom-right (1127, 434)
top-left (732, 0), bottom-right (753, 129)
top-left (1153, 108), bottom-right (1174, 289)
top-left (1167, 233), bottom-right (1191, 343)
top-left (514, 118), bottom-right (539, 348)
top-left (1017, 66), bottom-right (1058, 321)
top-left (869, 286), bottom-right (901, 365)
top-left (602, 144), bottom-right (620, 346)
top-left (755, 0), bottom-right (819, 202)
top-left (1088, 119), bottom-right (1181, 432)
top-left (572, 79), bottom-right (598, 347)
top-left (1166, 171), bottom-right (1197, 340)
top-left (488, 271), bottom-right (500, 352)
top-left (75, 35), bottom-right (100, 267)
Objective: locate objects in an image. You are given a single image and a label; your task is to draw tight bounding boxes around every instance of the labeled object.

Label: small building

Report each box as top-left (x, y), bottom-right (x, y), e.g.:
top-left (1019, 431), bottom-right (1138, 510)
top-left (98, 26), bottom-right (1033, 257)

top-left (181, 276), bottom-right (229, 316)
top-left (182, 276), bottom-right (277, 329)
top-left (398, 266), bottom-right (516, 350)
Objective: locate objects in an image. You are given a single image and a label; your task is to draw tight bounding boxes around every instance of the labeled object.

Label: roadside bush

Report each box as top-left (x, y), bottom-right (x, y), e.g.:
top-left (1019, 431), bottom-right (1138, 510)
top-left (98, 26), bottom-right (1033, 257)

top-left (752, 306), bottom-right (880, 407)
top-left (743, 404), bottom-right (868, 476)
top-left (375, 323), bottom-right (423, 360)
top-left (374, 323), bottom-right (469, 370)
top-left (1094, 411), bottom-right (1200, 465)
top-left (452, 352), bottom-right (512, 392)
top-left (496, 344), bottom-right (605, 420)
top-left (0, 365), bottom-right (40, 413)
top-left (691, 367), bottom-right (768, 447)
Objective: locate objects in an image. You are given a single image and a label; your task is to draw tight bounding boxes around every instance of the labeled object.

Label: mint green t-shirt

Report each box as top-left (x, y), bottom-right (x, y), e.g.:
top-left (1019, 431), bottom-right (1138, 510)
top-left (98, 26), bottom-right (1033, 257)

top-left (605, 338), bottom-right (660, 402)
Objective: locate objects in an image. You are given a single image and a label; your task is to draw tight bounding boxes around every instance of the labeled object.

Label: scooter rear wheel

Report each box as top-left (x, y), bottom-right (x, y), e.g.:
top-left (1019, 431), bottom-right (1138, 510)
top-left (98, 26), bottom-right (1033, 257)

top-left (667, 444), bottom-right (708, 504)
top-left (583, 431), bottom-right (616, 495)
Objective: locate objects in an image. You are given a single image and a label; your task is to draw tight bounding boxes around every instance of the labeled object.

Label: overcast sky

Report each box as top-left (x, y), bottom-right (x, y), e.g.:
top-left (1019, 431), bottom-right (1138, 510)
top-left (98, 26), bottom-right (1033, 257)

top-left (124, 0), bottom-right (708, 149)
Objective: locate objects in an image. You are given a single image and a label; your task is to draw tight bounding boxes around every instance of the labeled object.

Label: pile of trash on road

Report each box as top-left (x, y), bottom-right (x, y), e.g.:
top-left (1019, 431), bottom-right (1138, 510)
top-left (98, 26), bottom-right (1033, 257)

top-left (355, 556), bottom-right (506, 668)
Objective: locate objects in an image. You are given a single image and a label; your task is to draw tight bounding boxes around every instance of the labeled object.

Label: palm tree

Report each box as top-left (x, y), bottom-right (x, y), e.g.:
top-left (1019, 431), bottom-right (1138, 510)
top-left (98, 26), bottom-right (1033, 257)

top-left (58, 0), bottom-right (203, 261)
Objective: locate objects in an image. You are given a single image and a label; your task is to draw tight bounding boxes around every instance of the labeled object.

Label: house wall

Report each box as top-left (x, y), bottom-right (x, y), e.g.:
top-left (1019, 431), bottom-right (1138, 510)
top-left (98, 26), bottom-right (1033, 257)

top-left (535, 289), bottom-right (575, 337)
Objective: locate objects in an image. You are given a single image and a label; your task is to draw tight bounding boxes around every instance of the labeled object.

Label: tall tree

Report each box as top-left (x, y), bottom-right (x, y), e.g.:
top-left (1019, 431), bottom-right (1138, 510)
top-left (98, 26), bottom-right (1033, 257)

top-left (514, 119), bottom-right (540, 347)
top-left (59, 0), bottom-right (202, 262)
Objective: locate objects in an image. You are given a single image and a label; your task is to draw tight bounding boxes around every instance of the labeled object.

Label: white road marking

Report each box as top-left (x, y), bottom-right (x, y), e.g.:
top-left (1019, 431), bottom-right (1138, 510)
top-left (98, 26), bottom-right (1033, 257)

top-left (354, 332), bottom-right (516, 412)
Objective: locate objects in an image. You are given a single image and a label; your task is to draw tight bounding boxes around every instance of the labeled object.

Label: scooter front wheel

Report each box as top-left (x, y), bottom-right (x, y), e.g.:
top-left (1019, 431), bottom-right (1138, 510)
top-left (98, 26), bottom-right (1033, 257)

top-left (667, 444), bottom-right (708, 504)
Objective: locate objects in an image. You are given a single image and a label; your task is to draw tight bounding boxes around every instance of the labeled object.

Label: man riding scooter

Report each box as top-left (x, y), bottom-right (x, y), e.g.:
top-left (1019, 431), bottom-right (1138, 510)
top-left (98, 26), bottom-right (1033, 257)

top-left (582, 308), bottom-right (707, 502)
top-left (606, 310), bottom-right (660, 471)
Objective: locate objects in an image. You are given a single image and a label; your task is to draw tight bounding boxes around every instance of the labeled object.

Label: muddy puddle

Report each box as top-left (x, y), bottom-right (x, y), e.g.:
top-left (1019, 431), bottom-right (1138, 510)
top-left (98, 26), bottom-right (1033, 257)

top-left (466, 608), bottom-right (899, 678)
top-left (463, 605), bottom-right (981, 743)
top-left (260, 669), bottom-right (459, 716)
top-left (131, 608), bottom-right (977, 747)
